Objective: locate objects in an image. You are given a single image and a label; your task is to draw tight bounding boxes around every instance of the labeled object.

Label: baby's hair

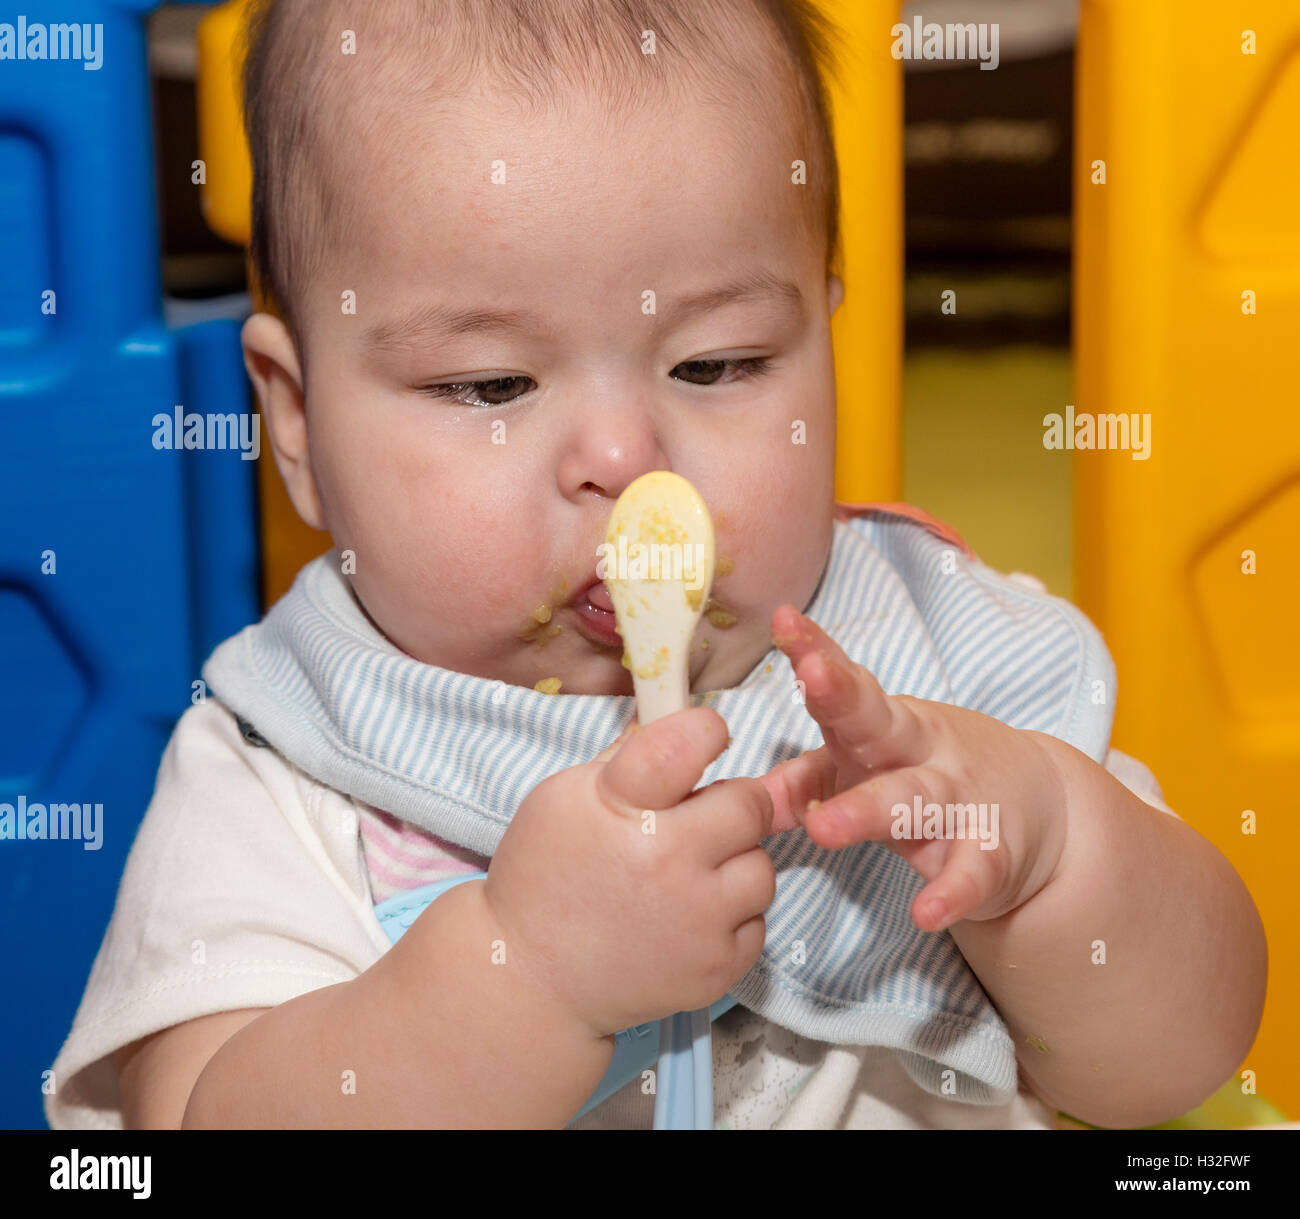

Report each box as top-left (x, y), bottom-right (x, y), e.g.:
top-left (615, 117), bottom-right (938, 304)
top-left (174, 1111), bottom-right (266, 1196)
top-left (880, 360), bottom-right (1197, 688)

top-left (240, 0), bottom-right (843, 360)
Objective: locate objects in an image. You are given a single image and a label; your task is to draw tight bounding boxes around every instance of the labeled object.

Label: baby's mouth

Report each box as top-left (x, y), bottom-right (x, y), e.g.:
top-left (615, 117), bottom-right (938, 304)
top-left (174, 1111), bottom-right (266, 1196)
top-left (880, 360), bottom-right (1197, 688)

top-left (569, 577), bottom-right (623, 647)
top-left (565, 554), bottom-right (742, 651)
top-left (522, 549), bottom-right (739, 657)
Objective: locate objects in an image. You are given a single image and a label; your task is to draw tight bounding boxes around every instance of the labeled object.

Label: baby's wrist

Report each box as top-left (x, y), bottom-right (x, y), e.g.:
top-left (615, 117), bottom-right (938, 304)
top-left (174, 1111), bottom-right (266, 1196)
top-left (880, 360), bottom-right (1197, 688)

top-left (475, 880), bottom-right (610, 1048)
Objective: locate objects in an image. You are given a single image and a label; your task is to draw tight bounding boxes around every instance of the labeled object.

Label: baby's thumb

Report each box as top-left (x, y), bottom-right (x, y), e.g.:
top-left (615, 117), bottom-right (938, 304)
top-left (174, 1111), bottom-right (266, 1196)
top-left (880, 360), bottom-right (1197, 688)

top-left (596, 706), bottom-right (729, 815)
top-left (592, 717), bottom-right (640, 766)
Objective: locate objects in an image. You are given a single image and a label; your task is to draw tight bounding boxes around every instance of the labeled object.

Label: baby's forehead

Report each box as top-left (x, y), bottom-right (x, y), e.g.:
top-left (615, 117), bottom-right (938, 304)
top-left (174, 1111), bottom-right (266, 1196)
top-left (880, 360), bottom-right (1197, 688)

top-left (300, 0), bottom-right (804, 157)
top-left (319, 87), bottom-right (807, 279)
top-left (316, 56), bottom-right (796, 223)
top-left (267, 0), bottom-right (830, 323)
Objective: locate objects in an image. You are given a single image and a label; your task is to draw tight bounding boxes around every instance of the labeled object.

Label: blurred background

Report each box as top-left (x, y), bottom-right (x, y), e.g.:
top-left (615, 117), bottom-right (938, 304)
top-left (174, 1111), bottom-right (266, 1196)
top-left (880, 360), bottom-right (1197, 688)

top-left (899, 0), bottom-right (1075, 595)
top-left (1, 0), bottom-right (1294, 1129)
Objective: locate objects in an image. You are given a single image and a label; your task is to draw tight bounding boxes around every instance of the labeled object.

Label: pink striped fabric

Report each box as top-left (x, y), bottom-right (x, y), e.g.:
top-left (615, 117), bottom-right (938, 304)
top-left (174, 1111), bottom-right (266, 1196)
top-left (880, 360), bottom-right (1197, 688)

top-left (356, 802), bottom-right (490, 904)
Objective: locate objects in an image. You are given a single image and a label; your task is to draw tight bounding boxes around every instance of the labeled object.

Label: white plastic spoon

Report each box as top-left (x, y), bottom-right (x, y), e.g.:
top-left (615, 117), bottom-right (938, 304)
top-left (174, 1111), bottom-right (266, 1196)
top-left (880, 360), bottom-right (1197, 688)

top-left (601, 470), bottom-right (716, 1130)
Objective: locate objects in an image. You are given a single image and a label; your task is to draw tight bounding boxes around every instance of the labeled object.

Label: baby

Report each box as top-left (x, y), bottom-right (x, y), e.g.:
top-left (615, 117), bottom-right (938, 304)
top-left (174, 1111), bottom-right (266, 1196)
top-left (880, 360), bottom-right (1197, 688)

top-left (47, 0), bottom-right (1265, 1130)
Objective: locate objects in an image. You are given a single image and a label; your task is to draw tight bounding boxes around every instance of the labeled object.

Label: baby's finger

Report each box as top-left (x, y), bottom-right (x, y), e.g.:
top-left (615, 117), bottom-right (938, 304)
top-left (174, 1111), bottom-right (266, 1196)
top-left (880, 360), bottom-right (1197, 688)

top-left (802, 763), bottom-right (955, 852)
top-left (674, 775), bottom-right (775, 865)
top-left (597, 705), bottom-right (728, 815)
top-left (772, 605), bottom-right (930, 772)
top-left (757, 745), bottom-right (838, 834)
top-left (911, 843), bottom-right (1008, 933)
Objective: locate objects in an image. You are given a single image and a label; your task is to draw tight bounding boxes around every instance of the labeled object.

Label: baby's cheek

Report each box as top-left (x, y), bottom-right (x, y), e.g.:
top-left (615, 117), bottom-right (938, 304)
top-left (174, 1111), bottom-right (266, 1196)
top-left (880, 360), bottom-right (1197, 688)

top-left (767, 503), bottom-right (835, 599)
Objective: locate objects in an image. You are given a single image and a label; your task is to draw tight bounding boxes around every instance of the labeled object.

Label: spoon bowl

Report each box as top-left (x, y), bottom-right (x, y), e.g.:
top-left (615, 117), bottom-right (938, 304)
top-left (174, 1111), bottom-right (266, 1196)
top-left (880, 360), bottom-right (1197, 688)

top-left (601, 471), bottom-right (716, 724)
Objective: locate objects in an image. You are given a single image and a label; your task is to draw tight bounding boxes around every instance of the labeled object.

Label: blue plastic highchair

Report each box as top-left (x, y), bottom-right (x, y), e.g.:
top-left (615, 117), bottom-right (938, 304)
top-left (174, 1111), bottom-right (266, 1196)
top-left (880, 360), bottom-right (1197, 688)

top-left (0, 0), bottom-right (258, 1128)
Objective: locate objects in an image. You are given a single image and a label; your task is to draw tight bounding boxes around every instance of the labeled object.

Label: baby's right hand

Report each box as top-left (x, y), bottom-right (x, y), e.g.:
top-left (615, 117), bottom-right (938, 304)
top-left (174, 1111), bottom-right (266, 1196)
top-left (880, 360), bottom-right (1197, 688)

top-left (482, 706), bottom-right (776, 1039)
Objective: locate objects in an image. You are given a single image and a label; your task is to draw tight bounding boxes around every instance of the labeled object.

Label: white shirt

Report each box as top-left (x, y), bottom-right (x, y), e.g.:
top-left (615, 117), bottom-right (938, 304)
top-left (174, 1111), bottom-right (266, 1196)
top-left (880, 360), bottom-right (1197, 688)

top-left (44, 697), bottom-right (1178, 1130)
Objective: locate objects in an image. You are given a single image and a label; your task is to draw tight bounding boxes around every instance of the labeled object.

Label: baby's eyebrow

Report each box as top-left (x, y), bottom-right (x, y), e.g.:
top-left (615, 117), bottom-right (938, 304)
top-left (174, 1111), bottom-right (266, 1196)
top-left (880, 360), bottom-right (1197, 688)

top-left (362, 269), bottom-right (804, 355)
top-left (363, 303), bottom-right (540, 355)
top-left (667, 271), bottom-right (805, 325)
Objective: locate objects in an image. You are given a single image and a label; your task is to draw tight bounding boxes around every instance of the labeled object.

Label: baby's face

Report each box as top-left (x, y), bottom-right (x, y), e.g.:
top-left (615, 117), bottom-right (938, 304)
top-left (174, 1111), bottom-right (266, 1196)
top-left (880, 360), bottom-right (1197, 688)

top-left (283, 81), bottom-right (840, 695)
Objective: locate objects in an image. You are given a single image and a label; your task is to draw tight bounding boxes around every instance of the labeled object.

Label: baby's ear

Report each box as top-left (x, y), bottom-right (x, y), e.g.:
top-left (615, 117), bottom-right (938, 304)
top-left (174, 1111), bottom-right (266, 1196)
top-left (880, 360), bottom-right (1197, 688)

top-left (827, 275), bottom-right (845, 316)
top-left (240, 312), bottom-right (326, 532)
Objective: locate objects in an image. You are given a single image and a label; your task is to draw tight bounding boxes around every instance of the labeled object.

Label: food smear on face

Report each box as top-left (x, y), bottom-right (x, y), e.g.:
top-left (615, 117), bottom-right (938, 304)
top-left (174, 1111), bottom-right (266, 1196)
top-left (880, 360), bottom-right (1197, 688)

top-left (517, 605), bottom-right (549, 641)
top-left (518, 609), bottom-right (554, 646)
top-left (517, 575), bottom-right (568, 648)
top-left (704, 597), bottom-right (737, 628)
top-left (534, 677), bottom-right (562, 694)
top-left (686, 552), bottom-right (731, 616)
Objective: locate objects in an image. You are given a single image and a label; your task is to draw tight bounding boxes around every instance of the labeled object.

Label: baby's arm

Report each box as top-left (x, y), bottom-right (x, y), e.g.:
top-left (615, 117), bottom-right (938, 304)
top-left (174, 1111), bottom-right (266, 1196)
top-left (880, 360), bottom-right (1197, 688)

top-left (947, 740), bottom-right (1266, 1129)
top-left (125, 880), bottom-right (613, 1128)
top-left (118, 1008), bottom-right (269, 1127)
top-left (766, 605), bottom-right (1267, 1129)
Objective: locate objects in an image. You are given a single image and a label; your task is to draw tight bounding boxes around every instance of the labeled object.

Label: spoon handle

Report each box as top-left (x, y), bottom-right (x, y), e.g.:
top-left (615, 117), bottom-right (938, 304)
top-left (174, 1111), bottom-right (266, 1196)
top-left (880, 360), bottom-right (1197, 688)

top-left (630, 671), bottom-right (690, 726)
top-left (599, 470), bottom-right (716, 1129)
top-left (644, 687), bottom-right (714, 1131)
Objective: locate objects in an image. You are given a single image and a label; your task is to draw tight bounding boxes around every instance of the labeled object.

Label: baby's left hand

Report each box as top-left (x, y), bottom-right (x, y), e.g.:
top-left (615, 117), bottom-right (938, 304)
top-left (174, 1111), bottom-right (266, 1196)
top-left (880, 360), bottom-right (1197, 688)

top-left (760, 605), bottom-right (1071, 932)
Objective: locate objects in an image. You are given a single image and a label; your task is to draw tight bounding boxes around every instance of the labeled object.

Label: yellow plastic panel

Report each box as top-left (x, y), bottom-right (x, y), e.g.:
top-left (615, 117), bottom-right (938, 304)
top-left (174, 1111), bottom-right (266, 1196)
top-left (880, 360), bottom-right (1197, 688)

top-left (1074, 0), bottom-right (1300, 1115)
top-left (821, 0), bottom-right (904, 503)
top-left (196, 0), bottom-right (253, 248)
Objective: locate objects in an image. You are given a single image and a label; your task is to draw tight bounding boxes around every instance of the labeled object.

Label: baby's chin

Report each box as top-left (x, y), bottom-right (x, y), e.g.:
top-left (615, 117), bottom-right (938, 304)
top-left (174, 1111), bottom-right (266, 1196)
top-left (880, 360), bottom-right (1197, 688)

top-left (382, 615), bottom-right (627, 694)
top-left (515, 631), bottom-right (758, 699)
top-left (507, 623), bottom-right (725, 698)
top-left (513, 624), bottom-right (636, 697)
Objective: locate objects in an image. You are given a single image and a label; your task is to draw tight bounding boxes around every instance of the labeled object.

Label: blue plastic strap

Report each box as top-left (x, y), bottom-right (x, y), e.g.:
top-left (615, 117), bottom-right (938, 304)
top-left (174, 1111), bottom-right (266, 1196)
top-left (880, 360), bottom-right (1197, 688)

top-left (373, 876), bottom-right (737, 1124)
top-left (373, 874), bottom-right (487, 942)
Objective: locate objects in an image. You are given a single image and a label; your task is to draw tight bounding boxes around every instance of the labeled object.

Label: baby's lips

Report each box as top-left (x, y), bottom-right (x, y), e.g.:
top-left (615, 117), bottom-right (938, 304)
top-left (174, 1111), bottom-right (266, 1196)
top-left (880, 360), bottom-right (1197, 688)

top-left (584, 580), bottom-right (616, 612)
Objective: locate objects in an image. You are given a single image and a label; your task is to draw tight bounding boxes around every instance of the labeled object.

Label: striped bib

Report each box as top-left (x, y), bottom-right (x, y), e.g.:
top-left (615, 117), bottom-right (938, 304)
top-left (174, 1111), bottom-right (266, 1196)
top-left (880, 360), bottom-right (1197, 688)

top-left (202, 503), bottom-right (1116, 1106)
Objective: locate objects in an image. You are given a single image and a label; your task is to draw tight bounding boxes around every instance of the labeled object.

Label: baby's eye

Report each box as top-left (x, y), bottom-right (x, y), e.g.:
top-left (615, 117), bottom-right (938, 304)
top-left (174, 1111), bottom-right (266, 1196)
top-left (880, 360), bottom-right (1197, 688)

top-left (671, 357), bottom-right (775, 386)
top-left (418, 376), bottom-right (535, 407)
top-left (418, 358), bottom-right (774, 404)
